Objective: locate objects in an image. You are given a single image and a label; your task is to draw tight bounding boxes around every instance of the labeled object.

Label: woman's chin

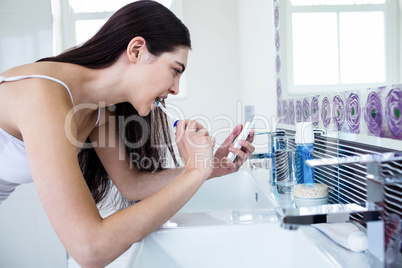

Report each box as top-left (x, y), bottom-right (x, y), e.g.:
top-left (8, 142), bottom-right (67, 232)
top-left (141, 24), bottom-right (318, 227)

top-left (133, 102), bottom-right (155, 116)
top-left (138, 110), bottom-right (150, 116)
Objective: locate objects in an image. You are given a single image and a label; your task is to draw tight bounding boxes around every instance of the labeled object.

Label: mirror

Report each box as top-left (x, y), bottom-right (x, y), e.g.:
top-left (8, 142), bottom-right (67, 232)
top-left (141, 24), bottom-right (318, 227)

top-left (275, 0), bottom-right (402, 150)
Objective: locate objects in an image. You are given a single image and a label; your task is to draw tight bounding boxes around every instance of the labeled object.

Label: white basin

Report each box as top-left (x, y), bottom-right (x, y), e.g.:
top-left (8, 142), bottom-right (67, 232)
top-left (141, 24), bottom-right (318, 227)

top-left (123, 169), bottom-right (373, 268)
top-left (128, 223), bottom-right (335, 268)
top-left (179, 170), bottom-right (276, 213)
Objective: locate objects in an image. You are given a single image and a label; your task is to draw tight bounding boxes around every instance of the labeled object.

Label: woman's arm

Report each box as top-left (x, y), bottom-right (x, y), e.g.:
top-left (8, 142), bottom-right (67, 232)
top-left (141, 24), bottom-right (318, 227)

top-left (89, 117), bottom-right (255, 201)
top-left (20, 88), bottom-right (213, 267)
top-left (89, 117), bottom-right (185, 201)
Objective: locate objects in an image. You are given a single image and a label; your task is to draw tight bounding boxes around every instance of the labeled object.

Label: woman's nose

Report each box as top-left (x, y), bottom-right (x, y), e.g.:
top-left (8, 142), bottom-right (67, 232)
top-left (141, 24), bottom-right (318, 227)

top-left (169, 81), bottom-right (179, 95)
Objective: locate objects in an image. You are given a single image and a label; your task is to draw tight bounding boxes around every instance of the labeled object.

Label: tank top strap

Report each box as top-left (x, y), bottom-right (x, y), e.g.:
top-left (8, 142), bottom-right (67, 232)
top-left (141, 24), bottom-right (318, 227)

top-left (0, 75), bottom-right (74, 105)
top-left (95, 108), bottom-right (101, 126)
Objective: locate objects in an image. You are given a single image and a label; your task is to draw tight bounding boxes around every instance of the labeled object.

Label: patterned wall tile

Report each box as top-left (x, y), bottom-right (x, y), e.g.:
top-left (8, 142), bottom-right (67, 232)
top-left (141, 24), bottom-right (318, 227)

top-left (273, 0), bottom-right (402, 142)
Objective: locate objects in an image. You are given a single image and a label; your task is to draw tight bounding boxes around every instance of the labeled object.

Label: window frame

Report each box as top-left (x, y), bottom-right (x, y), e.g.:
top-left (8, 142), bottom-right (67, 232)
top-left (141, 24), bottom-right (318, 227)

top-left (281, 0), bottom-right (400, 96)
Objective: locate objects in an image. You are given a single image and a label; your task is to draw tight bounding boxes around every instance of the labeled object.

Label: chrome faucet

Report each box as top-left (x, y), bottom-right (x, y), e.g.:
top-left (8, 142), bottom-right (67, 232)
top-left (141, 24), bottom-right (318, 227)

top-left (278, 151), bottom-right (402, 266)
top-left (279, 203), bottom-right (382, 230)
top-left (248, 131), bottom-right (286, 181)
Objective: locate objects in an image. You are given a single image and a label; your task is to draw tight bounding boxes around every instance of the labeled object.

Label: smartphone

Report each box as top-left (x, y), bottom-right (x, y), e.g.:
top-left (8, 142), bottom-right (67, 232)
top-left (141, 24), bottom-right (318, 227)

top-left (227, 116), bottom-right (256, 162)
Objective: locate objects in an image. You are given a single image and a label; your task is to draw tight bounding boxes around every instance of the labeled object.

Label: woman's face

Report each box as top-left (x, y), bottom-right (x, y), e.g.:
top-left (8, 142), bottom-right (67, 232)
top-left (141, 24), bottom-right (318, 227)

top-left (129, 46), bottom-right (189, 116)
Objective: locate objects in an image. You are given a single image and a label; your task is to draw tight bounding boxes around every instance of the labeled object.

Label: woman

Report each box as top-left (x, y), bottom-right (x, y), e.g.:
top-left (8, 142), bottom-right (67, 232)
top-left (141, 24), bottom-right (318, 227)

top-left (0, 1), bottom-right (254, 266)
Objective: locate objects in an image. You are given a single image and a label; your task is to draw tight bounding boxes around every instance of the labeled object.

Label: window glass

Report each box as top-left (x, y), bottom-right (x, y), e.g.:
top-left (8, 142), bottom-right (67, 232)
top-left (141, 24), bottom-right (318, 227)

top-left (292, 13), bottom-right (339, 85)
top-left (75, 19), bottom-right (107, 45)
top-left (339, 11), bottom-right (385, 84)
top-left (70, 0), bottom-right (172, 13)
top-left (287, 0), bottom-right (390, 91)
top-left (291, 0), bottom-right (385, 6)
top-left (69, 0), bottom-right (132, 13)
top-left (69, 0), bottom-right (173, 45)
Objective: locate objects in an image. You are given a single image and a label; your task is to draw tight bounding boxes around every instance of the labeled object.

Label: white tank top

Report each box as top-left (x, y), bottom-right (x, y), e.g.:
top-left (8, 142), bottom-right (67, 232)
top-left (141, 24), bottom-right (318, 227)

top-left (0, 75), bottom-right (100, 204)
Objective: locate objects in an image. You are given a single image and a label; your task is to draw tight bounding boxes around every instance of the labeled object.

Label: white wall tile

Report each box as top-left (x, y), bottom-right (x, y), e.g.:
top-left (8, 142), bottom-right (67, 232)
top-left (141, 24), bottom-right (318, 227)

top-left (170, 0), bottom-right (242, 146)
top-left (0, 184), bottom-right (67, 267)
top-left (7, 183), bottom-right (38, 200)
top-left (0, 1), bottom-right (66, 267)
top-left (238, 0), bottom-right (277, 131)
top-left (0, 0), bottom-right (23, 13)
top-left (34, 199), bottom-right (67, 268)
top-left (0, 0), bottom-right (53, 71)
top-left (0, 14), bottom-right (26, 70)
top-left (22, 0), bottom-right (52, 14)
top-left (0, 197), bottom-right (41, 267)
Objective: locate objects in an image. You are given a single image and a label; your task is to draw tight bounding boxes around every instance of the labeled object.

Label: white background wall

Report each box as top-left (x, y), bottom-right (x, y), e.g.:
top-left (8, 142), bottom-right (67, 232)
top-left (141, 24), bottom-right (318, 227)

top-left (0, 0), bottom-right (53, 71)
top-left (171, 0), bottom-right (243, 145)
top-left (171, 0), bottom-right (276, 147)
top-left (0, 0), bottom-right (276, 267)
top-left (237, 0), bottom-right (276, 130)
top-left (0, 1), bottom-right (67, 267)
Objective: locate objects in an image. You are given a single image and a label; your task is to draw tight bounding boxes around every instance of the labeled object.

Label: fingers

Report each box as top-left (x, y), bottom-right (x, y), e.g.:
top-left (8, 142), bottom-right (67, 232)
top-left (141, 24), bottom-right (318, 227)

top-left (209, 136), bottom-right (216, 148)
top-left (225, 125), bottom-right (255, 156)
top-left (174, 119), bottom-right (215, 177)
top-left (239, 139), bottom-right (255, 154)
top-left (229, 144), bottom-right (248, 163)
top-left (226, 139), bottom-right (255, 167)
top-left (185, 121), bottom-right (211, 147)
top-left (246, 128), bottom-right (255, 143)
top-left (175, 119), bottom-right (214, 149)
top-left (176, 120), bottom-right (207, 134)
top-left (175, 120), bottom-right (207, 144)
top-left (225, 124), bottom-right (242, 146)
top-left (223, 124), bottom-right (254, 150)
top-left (175, 119), bottom-right (188, 141)
top-left (220, 157), bottom-right (240, 172)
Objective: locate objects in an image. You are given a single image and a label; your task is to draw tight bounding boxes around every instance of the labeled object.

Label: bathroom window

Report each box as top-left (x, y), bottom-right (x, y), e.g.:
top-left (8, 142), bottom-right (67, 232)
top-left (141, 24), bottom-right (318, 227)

top-left (282, 0), bottom-right (399, 95)
top-left (51, 0), bottom-right (187, 98)
top-left (52, 0), bottom-right (173, 52)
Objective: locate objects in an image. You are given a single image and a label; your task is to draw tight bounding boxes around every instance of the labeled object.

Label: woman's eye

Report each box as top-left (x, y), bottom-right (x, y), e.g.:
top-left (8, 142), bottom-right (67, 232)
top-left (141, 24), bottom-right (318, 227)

top-left (173, 69), bottom-right (181, 76)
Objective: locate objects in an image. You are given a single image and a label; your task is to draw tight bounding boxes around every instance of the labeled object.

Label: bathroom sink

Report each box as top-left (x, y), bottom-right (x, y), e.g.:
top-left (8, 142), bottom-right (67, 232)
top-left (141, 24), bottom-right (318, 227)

top-left (126, 221), bottom-right (373, 268)
top-left (127, 223), bottom-right (336, 268)
top-left (178, 169), bottom-right (276, 213)
top-left (123, 169), bottom-right (373, 268)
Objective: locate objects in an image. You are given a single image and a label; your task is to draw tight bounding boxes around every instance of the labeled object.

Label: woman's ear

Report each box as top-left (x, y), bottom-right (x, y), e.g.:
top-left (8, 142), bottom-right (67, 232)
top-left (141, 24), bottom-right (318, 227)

top-left (126, 37), bottom-right (147, 63)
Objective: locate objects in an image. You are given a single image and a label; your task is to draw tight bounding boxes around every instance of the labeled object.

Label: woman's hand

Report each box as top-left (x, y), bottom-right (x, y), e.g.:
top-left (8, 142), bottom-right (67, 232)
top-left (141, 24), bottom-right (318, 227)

top-left (208, 124), bottom-right (255, 179)
top-left (175, 120), bottom-right (215, 178)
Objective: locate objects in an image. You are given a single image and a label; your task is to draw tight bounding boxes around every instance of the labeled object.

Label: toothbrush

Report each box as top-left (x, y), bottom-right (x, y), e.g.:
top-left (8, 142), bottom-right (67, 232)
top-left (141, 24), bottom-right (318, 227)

top-left (155, 101), bottom-right (179, 128)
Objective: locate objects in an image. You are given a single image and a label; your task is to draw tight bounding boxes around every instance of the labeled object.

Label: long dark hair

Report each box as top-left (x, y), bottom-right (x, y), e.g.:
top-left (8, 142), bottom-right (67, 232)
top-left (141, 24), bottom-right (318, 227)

top-left (37, 0), bottom-right (191, 208)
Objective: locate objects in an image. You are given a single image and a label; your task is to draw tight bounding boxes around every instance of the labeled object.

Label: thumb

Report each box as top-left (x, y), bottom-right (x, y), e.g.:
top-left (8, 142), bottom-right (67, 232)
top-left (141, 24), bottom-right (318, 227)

top-left (224, 124), bottom-right (242, 146)
top-left (175, 120), bottom-right (188, 143)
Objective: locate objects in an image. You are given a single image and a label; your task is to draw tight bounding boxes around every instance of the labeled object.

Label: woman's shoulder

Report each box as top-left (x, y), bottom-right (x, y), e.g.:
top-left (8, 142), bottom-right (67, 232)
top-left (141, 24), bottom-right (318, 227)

top-left (1, 62), bottom-right (61, 76)
top-left (1, 62), bottom-right (75, 102)
top-left (0, 63), bottom-right (78, 142)
top-left (1, 62), bottom-right (79, 85)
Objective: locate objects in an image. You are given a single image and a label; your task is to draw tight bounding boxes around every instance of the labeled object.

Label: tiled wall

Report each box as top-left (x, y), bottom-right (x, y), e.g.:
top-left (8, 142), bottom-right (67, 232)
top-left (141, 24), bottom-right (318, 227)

top-left (273, 0), bottom-right (402, 142)
top-left (280, 128), bottom-right (402, 224)
top-left (273, 0), bottom-right (402, 238)
top-left (0, 1), bottom-right (67, 267)
top-left (0, 0), bottom-right (53, 71)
